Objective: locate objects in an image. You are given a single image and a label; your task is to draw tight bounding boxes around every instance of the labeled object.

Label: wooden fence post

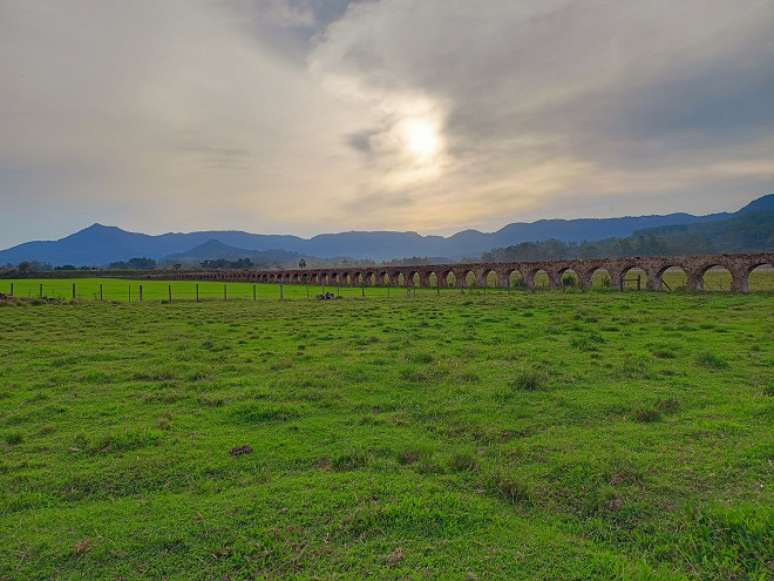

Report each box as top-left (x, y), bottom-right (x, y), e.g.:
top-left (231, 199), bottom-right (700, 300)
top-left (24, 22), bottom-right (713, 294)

top-left (72, 283), bottom-right (76, 300)
top-left (224, 284), bottom-right (227, 301)
top-left (99, 284), bottom-right (103, 302)
top-left (40, 283), bottom-right (43, 299)
top-left (139, 285), bottom-right (143, 303)
top-left (168, 284), bottom-right (172, 304)
top-left (195, 283), bottom-right (199, 303)
top-left (10, 282), bottom-right (14, 297)
top-left (253, 285), bottom-right (257, 301)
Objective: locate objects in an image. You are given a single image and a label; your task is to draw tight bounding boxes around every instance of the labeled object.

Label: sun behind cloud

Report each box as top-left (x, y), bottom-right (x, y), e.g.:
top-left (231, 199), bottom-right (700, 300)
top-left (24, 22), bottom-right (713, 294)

top-left (401, 117), bottom-right (440, 161)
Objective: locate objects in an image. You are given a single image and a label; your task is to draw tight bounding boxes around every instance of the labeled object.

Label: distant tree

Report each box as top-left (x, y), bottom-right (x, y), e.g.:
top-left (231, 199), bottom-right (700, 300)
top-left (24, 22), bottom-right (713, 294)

top-left (17, 261), bottom-right (32, 273)
top-left (298, 258), bottom-right (307, 269)
top-left (126, 257), bottom-right (156, 270)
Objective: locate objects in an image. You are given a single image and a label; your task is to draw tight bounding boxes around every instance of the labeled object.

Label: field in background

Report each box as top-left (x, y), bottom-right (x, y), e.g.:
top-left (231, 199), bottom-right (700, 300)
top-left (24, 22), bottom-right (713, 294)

top-left (1, 292), bottom-right (772, 578)
top-left (2, 266), bottom-right (773, 303)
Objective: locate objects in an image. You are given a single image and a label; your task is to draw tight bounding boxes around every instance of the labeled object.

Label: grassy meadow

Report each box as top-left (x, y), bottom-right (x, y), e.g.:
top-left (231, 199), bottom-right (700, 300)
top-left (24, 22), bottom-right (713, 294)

top-left (2, 265), bottom-right (773, 303)
top-left (0, 288), bottom-right (772, 578)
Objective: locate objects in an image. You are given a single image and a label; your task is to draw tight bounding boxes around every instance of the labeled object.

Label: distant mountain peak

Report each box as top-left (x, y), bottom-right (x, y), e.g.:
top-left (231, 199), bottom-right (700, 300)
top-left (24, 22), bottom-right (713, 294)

top-left (737, 194), bottom-right (774, 214)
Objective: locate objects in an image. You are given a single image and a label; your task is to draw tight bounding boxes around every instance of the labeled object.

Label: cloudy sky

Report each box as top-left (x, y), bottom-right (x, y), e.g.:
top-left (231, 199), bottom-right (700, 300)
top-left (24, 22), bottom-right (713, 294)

top-left (1, 0), bottom-right (773, 248)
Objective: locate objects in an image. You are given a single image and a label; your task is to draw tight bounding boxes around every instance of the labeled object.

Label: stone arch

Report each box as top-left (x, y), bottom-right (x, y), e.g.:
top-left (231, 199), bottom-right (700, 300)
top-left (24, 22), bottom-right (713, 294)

top-left (619, 265), bottom-right (650, 291)
top-left (558, 267), bottom-right (581, 290)
top-left (507, 268), bottom-right (525, 289)
top-left (747, 261), bottom-right (773, 292)
top-left (481, 268), bottom-right (499, 288)
top-left (527, 268), bottom-right (553, 290)
top-left (657, 265), bottom-right (689, 291)
top-left (588, 267), bottom-right (613, 290)
top-left (698, 263), bottom-right (734, 292)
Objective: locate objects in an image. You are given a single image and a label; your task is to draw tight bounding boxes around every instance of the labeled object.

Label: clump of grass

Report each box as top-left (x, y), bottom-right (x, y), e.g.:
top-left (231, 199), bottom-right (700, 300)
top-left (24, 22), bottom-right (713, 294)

top-left (332, 449), bottom-right (372, 471)
top-left (4, 431), bottom-right (24, 446)
top-left (511, 370), bottom-right (545, 392)
top-left (409, 352), bottom-right (434, 365)
top-left (229, 403), bottom-right (300, 424)
top-left (449, 453), bottom-right (478, 473)
top-left (89, 429), bottom-right (161, 454)
top-left (488, 472), bottom-right (530, 504)
top-left (397, 447), bottom-right (427, 465)
top-left (696, 352), bottom-right (729, 370)
top-left (197, 395), bottom-right (225, 408)
top-left (633, 408), bottom-right (661, 423)
top-left (652, 349), bottom-right (676, 359)
top-left (655, 398), bottom-right (680, 414)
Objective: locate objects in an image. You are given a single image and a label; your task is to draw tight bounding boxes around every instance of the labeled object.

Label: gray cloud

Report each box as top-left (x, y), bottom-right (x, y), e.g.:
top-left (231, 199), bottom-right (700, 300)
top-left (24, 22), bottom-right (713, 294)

top-left (1, 0), bottom-right (773, 248)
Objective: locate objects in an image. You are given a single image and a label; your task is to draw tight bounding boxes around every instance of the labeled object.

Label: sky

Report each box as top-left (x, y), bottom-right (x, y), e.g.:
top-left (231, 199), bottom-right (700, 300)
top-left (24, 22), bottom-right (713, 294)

top-left (1, 0), bottom-right (774, 249)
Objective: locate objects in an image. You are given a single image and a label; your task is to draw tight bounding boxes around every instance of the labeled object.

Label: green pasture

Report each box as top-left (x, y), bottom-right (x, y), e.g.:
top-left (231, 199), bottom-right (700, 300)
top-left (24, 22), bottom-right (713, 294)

top-left (0, 291), bottom-right (772, 579)
top-left (2, 266), bottom-right (772, 303)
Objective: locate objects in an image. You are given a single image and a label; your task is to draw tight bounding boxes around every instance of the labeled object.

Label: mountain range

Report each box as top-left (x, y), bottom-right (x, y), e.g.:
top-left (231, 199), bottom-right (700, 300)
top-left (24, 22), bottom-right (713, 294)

top-left (1, 194), bottom-right (771, 266)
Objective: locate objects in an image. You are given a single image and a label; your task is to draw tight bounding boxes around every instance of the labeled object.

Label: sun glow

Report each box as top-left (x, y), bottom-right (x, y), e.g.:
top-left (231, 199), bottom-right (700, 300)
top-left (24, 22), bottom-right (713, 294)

top-left (402, 118), bottom-right (440, 161)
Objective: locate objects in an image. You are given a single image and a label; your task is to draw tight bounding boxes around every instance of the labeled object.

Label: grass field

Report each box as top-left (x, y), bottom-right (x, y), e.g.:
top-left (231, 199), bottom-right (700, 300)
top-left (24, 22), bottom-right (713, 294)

top-left (1, 291), bottom-right (772, 578)
top-left (2, 266), bottom-right (773, 303)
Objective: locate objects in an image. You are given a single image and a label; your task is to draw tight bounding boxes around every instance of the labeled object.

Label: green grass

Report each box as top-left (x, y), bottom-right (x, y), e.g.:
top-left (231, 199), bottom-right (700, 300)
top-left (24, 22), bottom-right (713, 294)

top-left (2, 266), bottom-right (773, 304)
top-left (0, 291), bottom-right (772, 579)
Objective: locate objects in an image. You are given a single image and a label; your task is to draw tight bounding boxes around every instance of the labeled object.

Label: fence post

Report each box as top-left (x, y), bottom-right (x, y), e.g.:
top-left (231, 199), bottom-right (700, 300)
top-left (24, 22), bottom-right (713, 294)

top-left (10, 282), bottom-right (13, 297)
top-left (195, 283), bottom-right (199, 303)
top-left (279, 284), bottom-right (284, 301)
top-left (637, 275), bottom-right (641, 291)
top-left (139, 285), bottom-right (143, 303)
top-left (253, 285), bottom-right (256, 301)
top-left (306, 284), bottom-right (309, 299)
top-left (40, 283), bottom-right (44, 299)
top-left (224, 284), bottom-right (227, 301)
top-left (128, 285), bottom-right (131, 303)
top-left (361, 286), bottom-right (365, 298)
top-left (99, 284), bottom-right (103, 302)
top-left (72, 283), bottom-right (76, 300)
top-left (168, 284), bottom-right (172, 304)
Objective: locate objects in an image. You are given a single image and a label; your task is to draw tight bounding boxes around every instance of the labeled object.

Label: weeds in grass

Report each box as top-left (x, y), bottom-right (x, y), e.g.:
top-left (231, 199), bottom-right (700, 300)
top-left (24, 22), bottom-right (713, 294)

top-left (4, 432), bottom-right (23, 446)
top-left (511, 370), bottom-right (545, 392)
top-left (332, 449), bottom-right (372, 471)
top-left (696, 352), bottom-right (730, 370)
top-left (489, 472), bottom-right (530, 504)
top-left (229, 403), bottom-right (300, 424)
top-left (449, 453), bottom-right (478, 473)
top-left (633, 409), bottom-right (661, 423)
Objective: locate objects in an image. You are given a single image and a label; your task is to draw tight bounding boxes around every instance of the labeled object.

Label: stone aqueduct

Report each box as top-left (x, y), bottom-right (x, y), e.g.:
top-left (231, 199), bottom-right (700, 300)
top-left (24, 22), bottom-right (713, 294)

top-left (159, 253), bottom-right (774, 293)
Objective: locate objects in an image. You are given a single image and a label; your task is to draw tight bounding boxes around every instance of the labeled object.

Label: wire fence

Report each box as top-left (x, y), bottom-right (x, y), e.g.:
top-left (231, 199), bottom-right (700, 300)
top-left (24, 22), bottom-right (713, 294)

top-left (1, 270), bottom-right (771, 304)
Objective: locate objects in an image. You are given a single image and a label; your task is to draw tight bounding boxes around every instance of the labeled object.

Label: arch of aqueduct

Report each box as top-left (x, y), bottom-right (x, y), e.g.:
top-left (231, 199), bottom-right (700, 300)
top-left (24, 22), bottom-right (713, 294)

top-left (160, 253), bottom-right (773, 293)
